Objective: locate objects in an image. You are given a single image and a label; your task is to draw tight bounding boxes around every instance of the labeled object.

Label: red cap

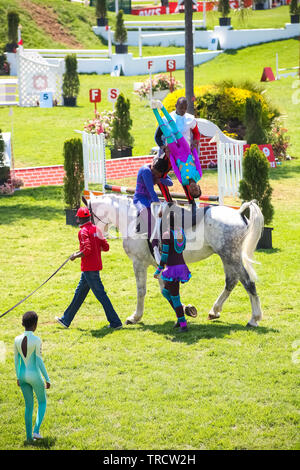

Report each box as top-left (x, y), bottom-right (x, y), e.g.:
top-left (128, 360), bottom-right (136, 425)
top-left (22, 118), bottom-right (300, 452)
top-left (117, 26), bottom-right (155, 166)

top-left (76, 207), bottom-right (91, 218)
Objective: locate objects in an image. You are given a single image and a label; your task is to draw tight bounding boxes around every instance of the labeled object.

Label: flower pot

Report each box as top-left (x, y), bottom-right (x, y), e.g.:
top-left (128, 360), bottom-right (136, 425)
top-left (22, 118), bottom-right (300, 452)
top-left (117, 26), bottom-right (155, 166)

top-left (290, 14), bottom-right (300, 24)
top-left (219, 17), bottom-right (231, 26)
top-left (63, 96), bottom-right (77, 107)
top-left (65, 208), bottom-right (78, 227)
top-left (153, 89), bottom-right (170, 101)
top-left (110, 147), bottom-right (132, 159)
top-left (97, 17), bottom-right (108, 27)
top-left (257, 227), bottom-right (273, 250)
top-left (115, 44), bottom-right (128, 54)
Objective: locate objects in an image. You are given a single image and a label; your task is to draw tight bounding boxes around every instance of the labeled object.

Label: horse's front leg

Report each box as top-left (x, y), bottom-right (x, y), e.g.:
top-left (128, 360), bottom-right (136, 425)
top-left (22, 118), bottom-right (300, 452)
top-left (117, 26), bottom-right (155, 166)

top-left (208, 262), bottom-right (239, 320)
top-left (125, 260), bottom-right (148, 325)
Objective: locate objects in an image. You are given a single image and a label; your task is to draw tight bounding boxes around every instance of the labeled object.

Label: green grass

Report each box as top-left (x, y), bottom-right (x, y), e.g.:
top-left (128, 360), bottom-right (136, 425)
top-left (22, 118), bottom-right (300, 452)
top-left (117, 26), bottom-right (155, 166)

top-left (0, 159), bottom-right (299, 450)
top-left (0, 38), bottom-right (299, 167)
top-left (0, 5), bottom-right (299, 450)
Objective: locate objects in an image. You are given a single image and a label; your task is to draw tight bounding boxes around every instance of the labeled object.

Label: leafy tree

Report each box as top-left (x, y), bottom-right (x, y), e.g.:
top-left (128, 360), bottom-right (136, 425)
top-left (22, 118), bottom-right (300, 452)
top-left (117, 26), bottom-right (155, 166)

top-left (63, 138), bottom-right (84, 209)
top-left (239, 144), bottom-right (274, 226)
top-left (290, 0), bottom-right (300, 14)
top-left (110, 93), bottom-right (134, 149)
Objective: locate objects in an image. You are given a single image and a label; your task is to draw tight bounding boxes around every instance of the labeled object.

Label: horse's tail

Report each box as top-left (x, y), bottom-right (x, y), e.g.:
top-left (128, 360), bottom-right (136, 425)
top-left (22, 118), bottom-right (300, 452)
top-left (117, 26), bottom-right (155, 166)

top-left (239, 201), bottom-right (264, 282)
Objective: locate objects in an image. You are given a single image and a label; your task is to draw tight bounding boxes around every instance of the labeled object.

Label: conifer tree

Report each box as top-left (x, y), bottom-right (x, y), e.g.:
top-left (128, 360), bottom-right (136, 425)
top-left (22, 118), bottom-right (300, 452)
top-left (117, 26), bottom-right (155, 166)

top-left (63, 138), bottom-right (84, 209)
top-left (239, 144), bottom-right (274, 226)
top-left (110, 93), bottom-right (134, 149)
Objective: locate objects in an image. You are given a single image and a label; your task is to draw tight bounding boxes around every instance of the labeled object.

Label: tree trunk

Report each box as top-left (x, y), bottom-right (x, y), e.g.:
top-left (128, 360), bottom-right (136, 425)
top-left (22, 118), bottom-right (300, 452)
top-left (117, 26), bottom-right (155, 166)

top-left (185, 0), bottom-right (194, 115)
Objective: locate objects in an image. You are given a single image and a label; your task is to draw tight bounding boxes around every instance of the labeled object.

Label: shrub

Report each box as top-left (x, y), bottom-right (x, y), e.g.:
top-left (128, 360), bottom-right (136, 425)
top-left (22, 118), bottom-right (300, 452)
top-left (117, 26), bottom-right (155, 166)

top-left (290, 0), bottom-right (300, 14)
top-left (269, 119), bottom-right (291, 161)
top-left (114, 10), bottom-right (127, 45)
top-left (63, 138), bottom-right (84, 209)
top-left (7, 10), bottom-right (19, 45)
top-left (218, 0), bottom-right (230, 17)
top-left (239, 144), bottom-right (274, 226)
top-left (110, 93), bottom-right (134, 150)
top-left (96, 0), bottom-right (107, 18)
top-left (163, 82), bottom-right (280, 141)
top-left (84, 109), bottom-right (115, 144)
top-left (244, 96), bottom-right (267, 145)
top-left (62, 54), bottom-right (80, 99)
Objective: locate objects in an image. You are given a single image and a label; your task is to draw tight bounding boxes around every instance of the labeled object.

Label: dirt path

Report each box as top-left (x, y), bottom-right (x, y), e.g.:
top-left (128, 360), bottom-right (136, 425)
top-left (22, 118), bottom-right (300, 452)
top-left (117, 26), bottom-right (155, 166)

top-left (21, 0), bottom-right (83, 48)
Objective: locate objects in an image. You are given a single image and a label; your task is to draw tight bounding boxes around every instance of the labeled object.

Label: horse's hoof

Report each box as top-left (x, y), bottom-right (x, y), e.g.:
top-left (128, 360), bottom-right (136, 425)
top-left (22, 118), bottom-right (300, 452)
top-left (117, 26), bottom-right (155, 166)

top-left (246, 321), bottom-right (258, 328)
top-left (125, 319), bottom-right (134, 325)
top-left (208, 313), bottom-right (220, 321)
top-left (184, 304), bottom-right (198, 318)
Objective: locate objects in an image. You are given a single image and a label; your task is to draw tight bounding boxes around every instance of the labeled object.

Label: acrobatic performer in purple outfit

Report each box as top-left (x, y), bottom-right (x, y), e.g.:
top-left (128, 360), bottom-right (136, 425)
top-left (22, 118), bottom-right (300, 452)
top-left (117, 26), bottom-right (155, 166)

top-left (152, 100), bottom-right (202, 204)
top-left (154, 207), bottom-right (191, 333)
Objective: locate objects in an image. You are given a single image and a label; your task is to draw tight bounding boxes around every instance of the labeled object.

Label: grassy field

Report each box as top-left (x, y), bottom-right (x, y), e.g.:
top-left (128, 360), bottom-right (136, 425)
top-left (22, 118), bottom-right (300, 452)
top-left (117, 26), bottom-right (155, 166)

top-left (0, 38), bottom-right (299, 168)
top-left (0, 159), bottom-right (299, 450)
top-left (0, 4), bottom-right (300, 451)
top-left (0, 1), bottom-right (294, 52)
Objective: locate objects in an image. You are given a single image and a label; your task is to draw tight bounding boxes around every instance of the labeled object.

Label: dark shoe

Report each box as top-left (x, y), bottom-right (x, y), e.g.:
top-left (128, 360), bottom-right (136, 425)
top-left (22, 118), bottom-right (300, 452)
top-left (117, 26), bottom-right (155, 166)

top-left (55, 317), bottom-right (68, 328)
top-left (107, 324), bottom-right (123, 330)
top-left (174, 321), bottom-right (180, 328)
top-left (178, 326), bottom-right (188, 333)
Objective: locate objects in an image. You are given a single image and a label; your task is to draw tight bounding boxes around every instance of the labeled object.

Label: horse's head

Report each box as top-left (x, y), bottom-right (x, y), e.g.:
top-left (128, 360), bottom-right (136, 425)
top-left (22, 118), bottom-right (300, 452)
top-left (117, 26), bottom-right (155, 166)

top-left (86, 193), bottom-right (137, 239)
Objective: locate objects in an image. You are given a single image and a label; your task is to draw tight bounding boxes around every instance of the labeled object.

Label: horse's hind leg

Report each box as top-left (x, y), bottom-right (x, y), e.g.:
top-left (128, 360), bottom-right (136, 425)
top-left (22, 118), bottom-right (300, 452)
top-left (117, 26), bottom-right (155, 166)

top-left (238, 266), bottom-right (262, 328)
top-left (125, 261), bottom-right (147, 325)
top-left (208, 263), bottom-right (239, 320)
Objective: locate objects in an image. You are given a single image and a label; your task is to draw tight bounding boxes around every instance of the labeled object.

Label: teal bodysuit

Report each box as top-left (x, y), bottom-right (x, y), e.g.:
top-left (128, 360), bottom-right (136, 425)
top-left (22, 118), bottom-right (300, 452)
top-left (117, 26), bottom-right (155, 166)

top-left (14, 331), bottom-right (50, 440)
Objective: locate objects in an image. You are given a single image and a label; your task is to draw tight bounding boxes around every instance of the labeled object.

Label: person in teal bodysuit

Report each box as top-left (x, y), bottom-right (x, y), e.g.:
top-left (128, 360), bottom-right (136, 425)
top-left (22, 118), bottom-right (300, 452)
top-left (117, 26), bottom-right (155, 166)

top-left (14, 311), bottom-right (50, 442)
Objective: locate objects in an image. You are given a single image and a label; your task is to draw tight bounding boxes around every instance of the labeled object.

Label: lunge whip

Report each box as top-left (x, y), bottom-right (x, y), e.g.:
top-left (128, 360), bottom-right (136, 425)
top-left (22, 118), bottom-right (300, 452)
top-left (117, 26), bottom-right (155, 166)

top-left (0, 256), bottom-right (71, 319)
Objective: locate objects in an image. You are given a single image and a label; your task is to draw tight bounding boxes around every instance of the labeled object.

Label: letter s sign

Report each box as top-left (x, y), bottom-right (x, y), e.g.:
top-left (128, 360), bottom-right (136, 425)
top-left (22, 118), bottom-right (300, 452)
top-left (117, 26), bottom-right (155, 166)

top-left (108, 88), bottom-right (120, 103)
top-left (166, 60), bottom-right (176, 72)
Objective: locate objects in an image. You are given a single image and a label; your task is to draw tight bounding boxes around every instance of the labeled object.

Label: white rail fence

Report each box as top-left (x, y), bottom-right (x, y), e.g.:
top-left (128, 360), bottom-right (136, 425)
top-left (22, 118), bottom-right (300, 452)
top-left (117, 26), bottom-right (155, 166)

top-left (82, 132), bottom-right (107, 191)
top-left (276, 52), bottom-right (300, 80)
top-left (217, 142), bottom-right (244, 205)
top-left (0, 79), bottom-right (18, 106)
top-left (24, 47), bottom-right (112, 59)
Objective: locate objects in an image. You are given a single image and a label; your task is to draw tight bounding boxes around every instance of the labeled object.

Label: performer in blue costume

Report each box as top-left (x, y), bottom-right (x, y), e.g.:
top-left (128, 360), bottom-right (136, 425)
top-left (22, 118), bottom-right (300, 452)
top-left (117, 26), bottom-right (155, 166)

top-left (14, 311), bottom-right (50, 442)
top-left (133, 157), bottom-right (173, 263)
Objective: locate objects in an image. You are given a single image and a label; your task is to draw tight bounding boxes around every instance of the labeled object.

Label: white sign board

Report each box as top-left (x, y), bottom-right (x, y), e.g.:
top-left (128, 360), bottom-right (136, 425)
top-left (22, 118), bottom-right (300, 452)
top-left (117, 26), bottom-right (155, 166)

top-left (39, 91), bottom-right (53, 108)
top-left (108, 88), bottom-right (120, 103)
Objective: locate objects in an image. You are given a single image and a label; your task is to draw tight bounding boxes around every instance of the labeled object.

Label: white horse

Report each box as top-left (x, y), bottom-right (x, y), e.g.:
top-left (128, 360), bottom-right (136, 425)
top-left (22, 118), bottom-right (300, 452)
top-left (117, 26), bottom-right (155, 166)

top-left (85, 193), bottom-right (264, 327)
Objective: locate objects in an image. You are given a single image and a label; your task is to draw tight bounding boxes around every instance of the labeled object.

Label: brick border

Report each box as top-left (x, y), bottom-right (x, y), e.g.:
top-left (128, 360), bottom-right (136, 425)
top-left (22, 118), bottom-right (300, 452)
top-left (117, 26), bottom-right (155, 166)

top-left (13, 149), bottom-right (216, 188)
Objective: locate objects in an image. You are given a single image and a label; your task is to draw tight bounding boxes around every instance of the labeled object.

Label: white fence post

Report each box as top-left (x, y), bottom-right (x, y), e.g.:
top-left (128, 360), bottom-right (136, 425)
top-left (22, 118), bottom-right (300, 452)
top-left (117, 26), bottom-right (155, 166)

top-left (217, 142), bottom-right (244, 205)
top-left (82, 132), bottom-right (106, 192)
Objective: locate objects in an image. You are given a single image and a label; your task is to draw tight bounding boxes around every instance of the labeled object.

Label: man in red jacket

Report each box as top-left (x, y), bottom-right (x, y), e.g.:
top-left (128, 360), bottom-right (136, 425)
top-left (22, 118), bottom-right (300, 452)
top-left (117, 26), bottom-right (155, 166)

top-left (55, 207), bottom-right (122, 330)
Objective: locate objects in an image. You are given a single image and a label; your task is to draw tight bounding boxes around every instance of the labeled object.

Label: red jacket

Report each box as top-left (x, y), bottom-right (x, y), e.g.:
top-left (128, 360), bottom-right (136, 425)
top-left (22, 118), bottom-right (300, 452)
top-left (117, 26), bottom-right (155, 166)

top-left (78, 222), bottom-right (109, 272)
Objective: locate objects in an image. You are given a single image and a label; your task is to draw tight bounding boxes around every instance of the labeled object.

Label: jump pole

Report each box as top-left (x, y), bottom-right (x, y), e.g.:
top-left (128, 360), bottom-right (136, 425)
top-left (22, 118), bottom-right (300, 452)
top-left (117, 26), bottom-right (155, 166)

top-left (104, 184), bottom-right (219, 202)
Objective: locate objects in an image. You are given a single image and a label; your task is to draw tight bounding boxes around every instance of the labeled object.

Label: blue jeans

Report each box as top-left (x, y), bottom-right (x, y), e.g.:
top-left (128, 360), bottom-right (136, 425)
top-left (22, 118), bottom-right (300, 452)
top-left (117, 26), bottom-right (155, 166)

top-left (61, 271), bottom-right (122, 328)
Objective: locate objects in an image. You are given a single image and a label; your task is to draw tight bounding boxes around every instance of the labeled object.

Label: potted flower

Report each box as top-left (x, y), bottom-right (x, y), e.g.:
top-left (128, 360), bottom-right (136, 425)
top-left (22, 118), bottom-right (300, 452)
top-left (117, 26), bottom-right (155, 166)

top-left (63, 138), bottom-right (84, 226)
top-left (290, 0), bottom-right (300, 23)
top-left (218, 0), bottom-right (231, 26)
top-left (5, 10), bottom-right (19, 53)
top-left (239, 144), bottom-right (274, 249)
top-left (114, 10), bottom-right (128, 54)
top-left (62, 54), bottom-right (80, 107)
top-left (84, 109), bottom-right (115, 147)
top-left (134, 74), bottom-right (183, 102)
top-left (96, 0), bottom-right (108, 27)
top-left (110, 93), bottom-right (134, 158)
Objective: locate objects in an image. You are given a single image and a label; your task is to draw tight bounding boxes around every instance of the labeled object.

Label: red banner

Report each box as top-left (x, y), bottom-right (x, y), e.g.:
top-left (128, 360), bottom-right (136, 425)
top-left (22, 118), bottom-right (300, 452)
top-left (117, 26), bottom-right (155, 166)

top-left (244, 144), bottom-right (277, 168)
